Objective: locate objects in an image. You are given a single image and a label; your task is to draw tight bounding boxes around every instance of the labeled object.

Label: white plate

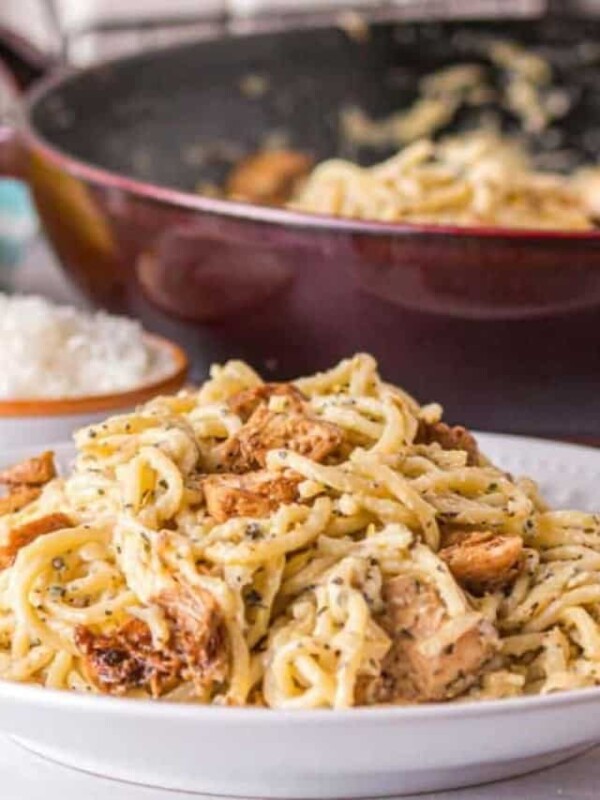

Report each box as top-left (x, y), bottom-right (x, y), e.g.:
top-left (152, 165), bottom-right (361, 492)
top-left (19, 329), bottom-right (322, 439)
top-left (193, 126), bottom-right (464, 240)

top-left (0, 433), bottom-right (599, 799)
top-left (2, 734), bottom-right (600, 800)
top-left (0, 408), bottom-right (141, 452)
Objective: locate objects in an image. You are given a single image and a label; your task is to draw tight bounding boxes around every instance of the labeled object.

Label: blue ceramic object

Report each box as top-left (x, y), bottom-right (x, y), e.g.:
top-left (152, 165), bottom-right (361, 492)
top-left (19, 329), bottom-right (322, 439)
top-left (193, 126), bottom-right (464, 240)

top-left (0, 179), bottom-right (38, 289)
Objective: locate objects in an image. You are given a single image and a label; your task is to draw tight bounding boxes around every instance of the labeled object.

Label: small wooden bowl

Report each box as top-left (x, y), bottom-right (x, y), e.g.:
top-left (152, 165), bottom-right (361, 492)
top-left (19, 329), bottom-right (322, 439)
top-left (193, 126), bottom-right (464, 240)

top-left (0, 333), bottom-right (189, 448)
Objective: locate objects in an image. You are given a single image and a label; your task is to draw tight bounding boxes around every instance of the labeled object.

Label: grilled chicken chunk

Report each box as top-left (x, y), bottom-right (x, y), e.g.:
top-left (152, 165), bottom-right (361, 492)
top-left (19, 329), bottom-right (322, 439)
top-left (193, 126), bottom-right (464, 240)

top-left (226, 149), bottom-right (313, 206)
top-left (215, 405), bottom-right (343, 473)
top-left (157, 583), bottom-right (229, 695)
top-left (77, 584), bottom-right (229, 698)
top-left (439, 530), bottom-right (523, 595)
top-left (75, 619), bottom-right (182, 697)
top-left (228, 383), bottom-right (307, 421)
top-left (371, 574), bottom-right (497, 703)
top-left (0, 486), bottom-right (41, 517)
top-left (0, 451), bottom-right (56, 486)
top-left (203, 469), bottom-right (301, 522)
top-left (416, 422), bottom-right (480, 466)
top-left (0, 512), bottom-right (73, 570)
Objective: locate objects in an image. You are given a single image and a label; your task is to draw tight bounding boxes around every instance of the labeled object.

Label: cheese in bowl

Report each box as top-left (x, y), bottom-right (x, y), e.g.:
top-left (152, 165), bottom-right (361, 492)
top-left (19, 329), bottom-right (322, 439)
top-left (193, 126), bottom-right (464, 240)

top-left (0, 294), bottom-right (188, 447)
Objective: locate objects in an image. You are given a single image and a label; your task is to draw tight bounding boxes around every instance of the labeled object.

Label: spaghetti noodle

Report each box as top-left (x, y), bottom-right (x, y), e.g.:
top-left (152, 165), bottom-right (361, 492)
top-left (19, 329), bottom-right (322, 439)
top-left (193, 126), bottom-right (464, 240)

top-left (0, 354), bottom-right (599, 708)
top-left (291, 131), bottom-right (597, 230)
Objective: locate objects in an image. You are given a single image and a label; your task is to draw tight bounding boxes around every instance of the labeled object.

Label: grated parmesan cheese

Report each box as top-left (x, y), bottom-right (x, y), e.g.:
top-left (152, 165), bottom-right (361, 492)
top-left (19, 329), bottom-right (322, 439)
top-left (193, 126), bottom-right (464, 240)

top-left (0, 294), bottom-right (174, 400)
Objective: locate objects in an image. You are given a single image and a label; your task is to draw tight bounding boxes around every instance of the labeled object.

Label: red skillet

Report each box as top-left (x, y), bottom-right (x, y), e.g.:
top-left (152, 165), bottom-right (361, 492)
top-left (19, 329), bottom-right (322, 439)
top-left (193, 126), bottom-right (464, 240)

top-left (0, 16), bottom-right (599, 435)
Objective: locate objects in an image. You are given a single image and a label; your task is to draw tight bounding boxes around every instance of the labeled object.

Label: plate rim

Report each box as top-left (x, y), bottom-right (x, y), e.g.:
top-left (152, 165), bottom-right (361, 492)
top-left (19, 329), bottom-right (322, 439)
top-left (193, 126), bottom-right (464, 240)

top-left (2, 675), bottom-right (600, 724)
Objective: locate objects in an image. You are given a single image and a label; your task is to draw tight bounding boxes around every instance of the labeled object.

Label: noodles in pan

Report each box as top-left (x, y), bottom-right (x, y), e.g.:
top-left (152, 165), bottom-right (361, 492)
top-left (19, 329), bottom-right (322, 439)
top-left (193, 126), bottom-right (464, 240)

top-left (290, 132), bottom-right (597, 230)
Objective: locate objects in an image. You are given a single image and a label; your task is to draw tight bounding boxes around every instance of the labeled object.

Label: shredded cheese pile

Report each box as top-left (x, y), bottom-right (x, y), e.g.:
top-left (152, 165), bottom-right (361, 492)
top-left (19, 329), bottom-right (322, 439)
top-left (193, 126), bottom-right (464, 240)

top-left (0, 294), bottom-right (173, 399)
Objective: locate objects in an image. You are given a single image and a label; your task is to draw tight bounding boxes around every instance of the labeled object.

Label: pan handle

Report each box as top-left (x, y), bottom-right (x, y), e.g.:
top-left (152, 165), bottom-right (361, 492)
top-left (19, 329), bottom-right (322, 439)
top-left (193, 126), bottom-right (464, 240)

top-left (0, 123), bottom-right (23, 179)
top-left (0, 59), bottom-right (23, 179)
top-left (0, 26), bottom-right (55, 91)
top-left (0, 27), bottom-right (57, 178)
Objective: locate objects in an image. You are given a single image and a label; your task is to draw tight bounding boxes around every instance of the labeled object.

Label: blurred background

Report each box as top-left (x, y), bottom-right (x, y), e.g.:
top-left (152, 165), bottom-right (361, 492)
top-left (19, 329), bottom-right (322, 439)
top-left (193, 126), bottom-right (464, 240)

top-left (0, 0), bottom-right (562, 290)
top-left (2, 1), bottom-right (551, 65)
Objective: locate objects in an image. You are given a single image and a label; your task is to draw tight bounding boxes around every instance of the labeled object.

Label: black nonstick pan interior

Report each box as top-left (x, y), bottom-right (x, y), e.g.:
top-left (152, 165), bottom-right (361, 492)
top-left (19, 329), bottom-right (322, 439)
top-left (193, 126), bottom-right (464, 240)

top-left (31, 16), bottom-right (600, 195)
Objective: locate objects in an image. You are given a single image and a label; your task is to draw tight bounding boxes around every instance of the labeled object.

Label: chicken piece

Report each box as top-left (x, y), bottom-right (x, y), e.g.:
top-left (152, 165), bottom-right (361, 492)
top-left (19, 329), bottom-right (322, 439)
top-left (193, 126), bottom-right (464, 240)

top-left (439, 530), bottom-right (523, 595)
top-left (0, 486), bottom-right (41, 517)
top-left (0, 513), bottom-right (73, 570)
top-left (226, 149), bottom-right (314, 206)
top-left (371, 574), bottom-right (497, 703)
top-left (157, 583), bottom-right (229, 695)
top-left (77, 584), bottom-right (229, 698)
top-left (75, 619), bottom-right (182, 697)
top-left (416, 421), bottom-right (480, 466)
top-left (203, 469), bottom-right (301, 522)
top-left (215, 406), bottom-right (343, 473)
top-left (228, 383), bottom-right (307, 421)
top-left (0, 451), bottom-right (56, 486)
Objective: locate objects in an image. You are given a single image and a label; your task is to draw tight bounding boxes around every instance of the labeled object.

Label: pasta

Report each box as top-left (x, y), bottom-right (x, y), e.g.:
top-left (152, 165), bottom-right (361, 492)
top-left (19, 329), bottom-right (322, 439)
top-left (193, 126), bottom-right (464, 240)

top-left (1, 353), bottom-right (600, 709)
top-left (338, 40), bottom-right (561, 151)
top-left (290, 131), bottom-right (597, 230)
top-left (218, 39), bottom-right (599, 230)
